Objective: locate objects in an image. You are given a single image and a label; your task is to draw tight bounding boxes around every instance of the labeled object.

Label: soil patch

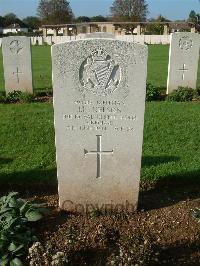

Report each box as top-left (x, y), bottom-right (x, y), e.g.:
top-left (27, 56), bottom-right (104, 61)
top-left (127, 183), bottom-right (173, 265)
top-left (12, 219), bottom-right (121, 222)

top-left (13, 182), bottom-right (200, 265)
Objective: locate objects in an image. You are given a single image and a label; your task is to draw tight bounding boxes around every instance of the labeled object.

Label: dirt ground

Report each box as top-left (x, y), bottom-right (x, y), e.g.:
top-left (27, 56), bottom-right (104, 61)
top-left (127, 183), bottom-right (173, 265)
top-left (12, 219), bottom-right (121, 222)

top-left (2, 181), bottom-right (200, 266)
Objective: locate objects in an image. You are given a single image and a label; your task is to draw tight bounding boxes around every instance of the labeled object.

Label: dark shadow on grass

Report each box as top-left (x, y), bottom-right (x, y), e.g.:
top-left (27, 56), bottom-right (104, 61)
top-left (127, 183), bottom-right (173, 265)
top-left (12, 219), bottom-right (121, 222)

top-left (0, 168), bottom-right (57, 197)
top-left (142, 155), bottom-right (180, 167)
top-left (138, 169), bottom-right (200, 211)
top-left (0, 157), bottom-right (13, 165)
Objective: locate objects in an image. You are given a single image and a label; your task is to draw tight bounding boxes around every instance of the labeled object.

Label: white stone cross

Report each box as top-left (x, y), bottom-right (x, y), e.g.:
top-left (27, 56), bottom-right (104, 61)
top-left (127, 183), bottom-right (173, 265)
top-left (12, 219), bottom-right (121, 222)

top-left (13, 67), bottom-right (23, 83)
top-left (178, 63), bottom-right (188, 81)
top-left (84, 135), bottom-right (114, 178)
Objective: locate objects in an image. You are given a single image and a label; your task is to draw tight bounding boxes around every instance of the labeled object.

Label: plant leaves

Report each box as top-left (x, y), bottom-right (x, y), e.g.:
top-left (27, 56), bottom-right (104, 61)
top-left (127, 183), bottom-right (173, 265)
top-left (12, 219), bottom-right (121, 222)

top-left (25, 210), bottom-right (43, 222)
top-left (19, 202), bottom-right (30, 216)
top-left (10, 258), bottom-right (24, 266)
top-left (0, 258), bottom-right (9, 266)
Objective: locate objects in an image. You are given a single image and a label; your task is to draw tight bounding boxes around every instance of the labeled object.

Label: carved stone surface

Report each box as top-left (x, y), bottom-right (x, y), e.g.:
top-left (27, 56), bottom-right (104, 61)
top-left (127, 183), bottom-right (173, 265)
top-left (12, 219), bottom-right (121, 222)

top-left (52, 39), bottom-right (147, 213)
top-left (167, 33), bottom-right (200, 94)
top-left (79, 49), bottom-right (121, 96)
top-left (2, 36), bottom-right (33, 94)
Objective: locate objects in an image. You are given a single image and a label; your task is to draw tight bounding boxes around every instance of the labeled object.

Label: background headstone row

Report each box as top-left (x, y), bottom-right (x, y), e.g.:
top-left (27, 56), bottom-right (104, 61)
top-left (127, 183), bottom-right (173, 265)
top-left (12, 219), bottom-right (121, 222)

top-left (1, 33), bottom-right (200, 95)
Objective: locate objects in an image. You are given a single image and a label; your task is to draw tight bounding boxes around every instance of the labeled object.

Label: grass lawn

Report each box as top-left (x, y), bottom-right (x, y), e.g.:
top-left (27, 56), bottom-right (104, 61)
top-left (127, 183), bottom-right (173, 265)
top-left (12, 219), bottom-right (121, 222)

top-left (0, 101), bottom-right (200, 189)
top-left (0, 44), bottom-right (200, 92)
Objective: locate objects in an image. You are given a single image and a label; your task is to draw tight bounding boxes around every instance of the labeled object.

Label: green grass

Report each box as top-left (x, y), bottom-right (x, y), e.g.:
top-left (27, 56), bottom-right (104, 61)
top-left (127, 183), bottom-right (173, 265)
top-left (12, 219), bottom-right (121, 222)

top-left (32, 45), bottom-right (52, 90)
top-left (0, 45), bottom-right (200, 92)
top-left (147, 45), bottom-right (169, 88)
top-left (0, 102), bottom-right (200, 188)
top-left (0, 103), bottom-right (56, 185)
top-left (142, 102), bottom-right (200, 186)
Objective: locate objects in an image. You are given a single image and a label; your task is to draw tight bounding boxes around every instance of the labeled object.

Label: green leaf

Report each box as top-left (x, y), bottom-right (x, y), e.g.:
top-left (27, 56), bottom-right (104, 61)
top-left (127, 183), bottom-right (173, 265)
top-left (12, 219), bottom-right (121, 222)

top-left (8, 242), bottom-right (17, 252)
top-left (19, 202), bottom-right (30, 216)
top-left (25, 210), bottom-right (43, 222)
top-left (0, 258), bottom-right (9, 266)
top-left (10, 258), bottom-right (24, 266)
top-left (5, 192), bottom-right (19, 202)
top-left (13, 245), bottom-right (25, 255)
top-left (0, 207), bottom-right (12, 215)
top-left (8, 198), bottom-right (20, 208)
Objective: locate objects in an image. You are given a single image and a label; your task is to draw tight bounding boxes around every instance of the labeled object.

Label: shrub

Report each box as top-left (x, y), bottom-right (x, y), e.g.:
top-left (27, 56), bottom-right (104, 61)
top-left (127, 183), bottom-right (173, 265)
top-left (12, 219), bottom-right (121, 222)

top-left (18, 92), bottom-right (34, 103)
top-left (0, 192), bottom-right (48, 265)
top-left (6, 91), bottom-right (22, 103)
top-left (6, 91), bottom-right (34, 104)
top-left (167, 87), bottom-right (194, 102)
top-left (28, 242), bottom-right (69, 266)
top-left (34, 90), bottom-right (53, 97)
top-left (146, 83), bottom-right (161, 101)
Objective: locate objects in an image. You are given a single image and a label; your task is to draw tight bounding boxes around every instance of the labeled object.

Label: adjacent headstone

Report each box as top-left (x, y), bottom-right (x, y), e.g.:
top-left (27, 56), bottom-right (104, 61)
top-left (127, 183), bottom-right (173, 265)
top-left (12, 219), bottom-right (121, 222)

top-left (134, 35), bottom-right (145, 44)
top-left (52, 39), bottom-right (148, 213)
top-left (144, 35), bottom-right (151, 44)
top-left (150, 35), bottom-right (161, 44)
top-left (116, 35), bottom-right (133, 42)
top-left (161, 35), bottom-right (170, 45)
top-left (167, 33), bottom-right (200, 94)
top-left (45, 36), bottom-right (53, 45)
top-left (2, 36), bottom-right (33, 94)
top-left (85, 32), bottom-right (115, 39)
top-left (38, 37), bottom-right (43, 45)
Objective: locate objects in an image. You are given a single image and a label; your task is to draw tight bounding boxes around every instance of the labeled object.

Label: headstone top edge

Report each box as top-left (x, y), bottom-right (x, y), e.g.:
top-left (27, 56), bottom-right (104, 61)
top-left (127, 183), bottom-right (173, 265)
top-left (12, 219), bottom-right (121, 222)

top-left (52, 38), bottom-right (148, 49)
top-left (171, 32), bottom-right (199, 38)
top-left (2, 36), bottom-right (31, 40)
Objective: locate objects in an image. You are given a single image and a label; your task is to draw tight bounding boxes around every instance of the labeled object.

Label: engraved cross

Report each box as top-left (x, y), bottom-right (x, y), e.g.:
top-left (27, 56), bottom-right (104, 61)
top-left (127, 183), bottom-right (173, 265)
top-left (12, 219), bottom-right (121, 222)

top-left (84, 135), bottom-right (114, 178)
top-left (13, 67), bottom-right (23, 83)
top-left (179, 63), bottom-right (188, 81)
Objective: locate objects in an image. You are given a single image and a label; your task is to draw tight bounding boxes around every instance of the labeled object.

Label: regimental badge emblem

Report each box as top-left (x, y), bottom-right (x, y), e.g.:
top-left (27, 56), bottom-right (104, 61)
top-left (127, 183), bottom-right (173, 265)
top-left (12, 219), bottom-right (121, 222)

top-left (9, 40), bottom-right (23, 55)
top-left (79, 49), bottom-right (121, 96)
top-left (179, 36), bottom-right (193, 51)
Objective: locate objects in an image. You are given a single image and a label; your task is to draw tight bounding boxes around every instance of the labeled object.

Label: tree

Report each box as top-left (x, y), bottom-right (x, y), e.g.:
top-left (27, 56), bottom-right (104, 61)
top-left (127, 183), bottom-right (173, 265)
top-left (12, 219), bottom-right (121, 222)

top-left (110, 0), bottom-right (148, 22)
top-left (189, 10), bottom-right (197, 22)
top-left (75, 16), bottom-right (91, 23)
top-left (188, 10), bottom-right (199, 24)
top-left (147, 15), bottom-right (171, 35)
top-left (90, 15), bottom-right (108, 22)
top-left (23, 16), bottom-right (41, 29)
top-left (37, 0), bottom-right (74, 24)
top-left (3, 13), bottom-right (27, 27)
top-left (0, 16), bottom-right (5, 27)
top-left (3, 13), bottom-right (18, 26)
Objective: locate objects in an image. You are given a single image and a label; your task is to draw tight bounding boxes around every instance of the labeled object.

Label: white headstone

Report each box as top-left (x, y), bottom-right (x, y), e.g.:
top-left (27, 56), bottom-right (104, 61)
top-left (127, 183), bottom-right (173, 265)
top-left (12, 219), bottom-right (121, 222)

top-left (52, 39), bottom-right (147, 213)
top-left (85, 32), bottom-right (115, 39)
top-left (116, 35), bottom-right (133, 42)
top-left (134, 35), bottom-right (145, 44)
top-left (2, 36), bottom-right (33, 94)
top-left (45, 36), bottom-right (53, 45)
top-left (38, 37), bottom-right (43, 45)
top-left (144, 35), bottom-right (151, 44)
top-left (167, 33), bottom-right (200, 94)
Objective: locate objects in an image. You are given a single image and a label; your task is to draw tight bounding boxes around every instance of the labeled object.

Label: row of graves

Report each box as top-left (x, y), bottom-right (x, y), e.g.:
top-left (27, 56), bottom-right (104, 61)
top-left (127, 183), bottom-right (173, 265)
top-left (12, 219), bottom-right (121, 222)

top-left (0, 35), bottom-right (171, 47)
top-left (1, 33), bottom-right (200, 212)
